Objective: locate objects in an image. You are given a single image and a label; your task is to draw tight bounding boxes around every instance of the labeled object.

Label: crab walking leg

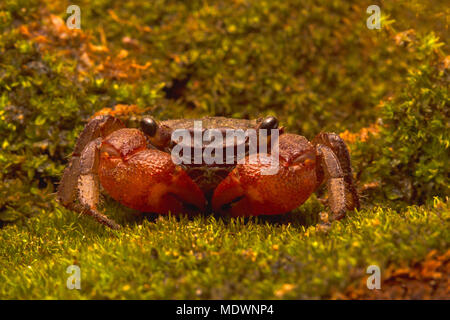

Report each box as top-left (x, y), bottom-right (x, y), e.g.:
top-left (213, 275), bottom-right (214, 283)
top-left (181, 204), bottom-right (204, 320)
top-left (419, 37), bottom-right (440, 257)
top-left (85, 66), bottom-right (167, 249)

top-left (57, 115), bottom-right (124, 229)
top-left (57, 153), bottom-right (82, 208)
top-left (57, 115), bottom-right (124, 208)
top-left (312, 132), bottom-right (360, 211)
top-left (74, 138), bottom-right (121, 229)
top-left (315, 144), bottom-right (348, 220)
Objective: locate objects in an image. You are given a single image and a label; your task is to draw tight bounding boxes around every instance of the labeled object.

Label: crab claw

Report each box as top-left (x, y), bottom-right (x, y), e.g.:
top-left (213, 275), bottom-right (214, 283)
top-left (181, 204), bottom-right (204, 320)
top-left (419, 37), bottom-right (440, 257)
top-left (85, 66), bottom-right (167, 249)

top-left (212, 134), bottom-right (319, 217)
top-left (98, 128), bottom-right (206, 215)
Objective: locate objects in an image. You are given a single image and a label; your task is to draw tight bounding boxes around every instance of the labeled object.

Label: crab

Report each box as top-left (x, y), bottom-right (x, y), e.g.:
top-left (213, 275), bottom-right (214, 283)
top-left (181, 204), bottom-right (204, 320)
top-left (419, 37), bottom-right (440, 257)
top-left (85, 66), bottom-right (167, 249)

top-left (57, 115), bottom-right (359, 229)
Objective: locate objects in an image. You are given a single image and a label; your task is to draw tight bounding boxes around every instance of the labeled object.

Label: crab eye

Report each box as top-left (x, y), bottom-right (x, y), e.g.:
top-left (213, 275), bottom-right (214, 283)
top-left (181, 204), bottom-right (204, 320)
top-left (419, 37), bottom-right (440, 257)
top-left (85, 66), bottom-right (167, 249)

top-left (140, 117), bottom-right (158, 137)
top-left (259, 116), bottom-right (279, 131)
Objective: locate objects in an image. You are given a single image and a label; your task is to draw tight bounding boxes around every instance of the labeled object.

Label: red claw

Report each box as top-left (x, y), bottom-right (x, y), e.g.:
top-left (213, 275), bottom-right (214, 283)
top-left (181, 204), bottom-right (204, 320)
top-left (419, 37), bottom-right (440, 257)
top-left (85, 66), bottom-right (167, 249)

top-left (98, 128), bottom-right (206, 214)
top-left (212, 134), bottom-right (319, 217)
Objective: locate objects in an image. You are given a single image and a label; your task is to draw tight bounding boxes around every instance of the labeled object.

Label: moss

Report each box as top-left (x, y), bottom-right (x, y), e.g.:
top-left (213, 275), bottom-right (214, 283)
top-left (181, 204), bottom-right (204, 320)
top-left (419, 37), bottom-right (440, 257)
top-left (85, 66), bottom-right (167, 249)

top-left (0, 197), bottom-right (448, 299)
top-left (348, 31), bottom-right (449, 205)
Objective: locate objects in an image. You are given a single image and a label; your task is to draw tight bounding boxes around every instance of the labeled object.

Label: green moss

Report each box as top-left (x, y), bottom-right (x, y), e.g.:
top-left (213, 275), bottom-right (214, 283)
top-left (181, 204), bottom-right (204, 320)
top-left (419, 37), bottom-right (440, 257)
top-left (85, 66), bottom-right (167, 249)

top-left (0, 197), bottom-right (448, 299)
top-left (350, 31), bottom-right (449, 205)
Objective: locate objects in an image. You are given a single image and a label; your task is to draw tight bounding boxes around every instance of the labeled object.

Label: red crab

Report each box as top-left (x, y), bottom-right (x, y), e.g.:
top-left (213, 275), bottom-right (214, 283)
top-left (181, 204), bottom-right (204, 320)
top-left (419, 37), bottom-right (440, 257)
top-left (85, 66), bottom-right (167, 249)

top-left (57, 115), bottom-right (359, 229)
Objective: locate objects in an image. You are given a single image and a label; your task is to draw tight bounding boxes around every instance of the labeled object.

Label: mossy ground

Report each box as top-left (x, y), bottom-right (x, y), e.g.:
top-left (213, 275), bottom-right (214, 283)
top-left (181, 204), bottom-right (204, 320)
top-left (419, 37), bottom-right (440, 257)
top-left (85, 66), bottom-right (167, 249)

top-left (0, 198), bottom-right (448, 299)
top-left (0, 0), bottom-right (448, 299)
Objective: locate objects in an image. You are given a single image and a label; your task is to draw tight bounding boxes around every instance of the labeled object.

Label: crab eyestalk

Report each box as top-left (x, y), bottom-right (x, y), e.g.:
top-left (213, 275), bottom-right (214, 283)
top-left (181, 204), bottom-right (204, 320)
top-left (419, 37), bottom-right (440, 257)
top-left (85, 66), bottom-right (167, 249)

top-left (257, 116), bottom-right (279, 132)
top-left (255, 116), bottom-right (281, 155)
top-left (140, 116), bottom-right (173, 150)
top-left (141, 117), bottom-right (158, 136)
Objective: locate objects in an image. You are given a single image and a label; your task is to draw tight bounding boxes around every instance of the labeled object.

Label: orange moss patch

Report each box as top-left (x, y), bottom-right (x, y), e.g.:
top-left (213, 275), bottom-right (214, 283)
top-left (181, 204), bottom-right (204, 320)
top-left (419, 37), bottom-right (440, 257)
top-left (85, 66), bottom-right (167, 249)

top-left (334, 250), bottom-right (450, 300)
top-left (92, 104), bottom-right (144, 119)
top-left (340, 123), bottom-right (380, 145)
top-left (20, 13), bottom-right (155, 82)
top-left (394, 29), bottom-right (417, 47)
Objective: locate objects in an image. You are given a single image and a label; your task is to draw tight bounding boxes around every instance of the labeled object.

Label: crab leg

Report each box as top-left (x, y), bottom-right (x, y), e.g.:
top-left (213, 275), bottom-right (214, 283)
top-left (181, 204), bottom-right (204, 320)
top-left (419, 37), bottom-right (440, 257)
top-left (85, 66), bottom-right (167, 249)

top-left (315, 144), bottom-right (347, 220)
top-left (57, 116), bottom-right (124, 229)
top-left (57, 115), bottom-right (124, 208)
top-left (77, 138), bottom-right (121, 229)
top-left (312, 132), bottom-right (360, 212)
